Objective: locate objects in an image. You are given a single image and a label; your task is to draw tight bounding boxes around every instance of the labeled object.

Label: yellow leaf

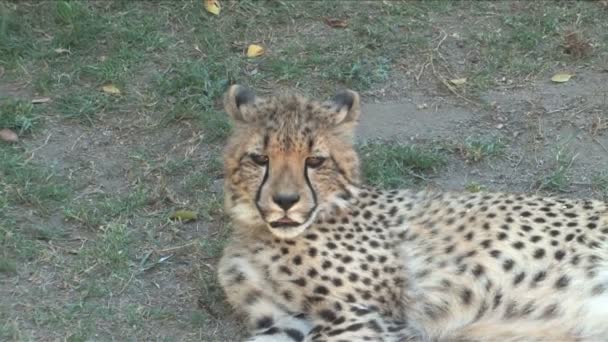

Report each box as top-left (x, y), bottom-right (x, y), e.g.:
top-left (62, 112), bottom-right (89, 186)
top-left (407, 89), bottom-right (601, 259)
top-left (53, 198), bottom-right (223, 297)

top-left (31, 97), bottom-right (51, 104)
top-left (247, 44), bottom-right (265, 58)
top-left (170, 210), bottom-right (198, 222)
top-left (324, 18), bottom-right (348, 28)
top-left (101, 84), bottom-right (121, 95)
top-left (551, 73), bottom-right (573, 83)
top-left (0, 128), bottom-right (18, 143)
top-left (204, 0), bottom-right (221, 16)
top-left (449, 78), bottom-right (467, 85)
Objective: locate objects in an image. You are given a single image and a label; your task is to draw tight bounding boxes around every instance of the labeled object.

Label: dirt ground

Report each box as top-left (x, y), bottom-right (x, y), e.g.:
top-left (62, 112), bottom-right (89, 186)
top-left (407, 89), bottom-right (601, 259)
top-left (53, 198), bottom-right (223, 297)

top-left (1, 1), bottom-right (607, 341)
top-left (359, 68), bottom-right (608, 198)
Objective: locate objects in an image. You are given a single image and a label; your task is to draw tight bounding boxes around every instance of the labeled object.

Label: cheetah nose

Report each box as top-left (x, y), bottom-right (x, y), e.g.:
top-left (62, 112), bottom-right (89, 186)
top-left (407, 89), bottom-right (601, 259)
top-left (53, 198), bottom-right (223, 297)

top-left (272, 193), bottom-right (300, 211)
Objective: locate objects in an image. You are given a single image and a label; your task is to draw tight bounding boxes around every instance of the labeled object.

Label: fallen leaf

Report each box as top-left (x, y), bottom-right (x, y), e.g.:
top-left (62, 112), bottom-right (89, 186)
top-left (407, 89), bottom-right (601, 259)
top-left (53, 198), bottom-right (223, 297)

top-left (101, 84), bottom-right (121, 95)
top-left (449, 78), bottom-right (467, 85)
top-left (204, 0), bottom-right (221, 16)
top-left (324, 17), bottom-right (348, 28)
top-left (247, 44), bottom-right (265, 58)
top-left (54, 48), bottom-right (71, 54)
top-left (31, 97), bottom-right (51, 104)
top-left (170, 210), bottom-right (198, 222)
top-left (551, 73), bottom-right (573, 83)
top-left (0, 128), bottom-right (18, 143)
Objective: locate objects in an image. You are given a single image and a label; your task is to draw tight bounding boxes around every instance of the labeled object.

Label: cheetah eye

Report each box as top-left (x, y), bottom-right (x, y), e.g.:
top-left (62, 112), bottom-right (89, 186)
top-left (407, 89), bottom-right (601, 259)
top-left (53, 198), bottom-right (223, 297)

top-left (250, 154), bottom-right (269, 166)
top-left (305, 156), bottom-right (326, 168)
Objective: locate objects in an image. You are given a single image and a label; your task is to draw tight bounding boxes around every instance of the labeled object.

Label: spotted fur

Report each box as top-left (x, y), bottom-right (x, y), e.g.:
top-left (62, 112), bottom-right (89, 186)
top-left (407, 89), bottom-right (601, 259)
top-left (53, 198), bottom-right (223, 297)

top-left (218, 85), bottom-right (608, 341)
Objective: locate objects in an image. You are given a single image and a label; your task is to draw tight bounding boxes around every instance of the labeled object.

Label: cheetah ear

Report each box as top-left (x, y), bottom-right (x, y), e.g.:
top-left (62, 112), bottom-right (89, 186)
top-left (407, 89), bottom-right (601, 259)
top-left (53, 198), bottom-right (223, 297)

top-left (326, 89), bottom-right (361, 127)
top-left (224, 84), bottom-right (259, 123)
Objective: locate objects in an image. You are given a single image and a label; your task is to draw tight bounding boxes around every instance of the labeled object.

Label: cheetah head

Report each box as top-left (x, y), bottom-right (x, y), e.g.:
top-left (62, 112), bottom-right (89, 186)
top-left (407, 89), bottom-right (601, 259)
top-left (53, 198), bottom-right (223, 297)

top-left (222, 85), bottom-right (361, 238)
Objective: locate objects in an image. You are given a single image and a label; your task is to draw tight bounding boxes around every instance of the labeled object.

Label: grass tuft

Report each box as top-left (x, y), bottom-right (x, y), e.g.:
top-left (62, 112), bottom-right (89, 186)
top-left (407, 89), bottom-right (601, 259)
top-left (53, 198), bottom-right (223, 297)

top-left (458, 136), bottom-right (505, 163)
top-left (0, 99), bottom-right (37, 133)
top-left (359, 142), bottom-right (445, 188)
top-left (538, 146), bottom-right (578, 192)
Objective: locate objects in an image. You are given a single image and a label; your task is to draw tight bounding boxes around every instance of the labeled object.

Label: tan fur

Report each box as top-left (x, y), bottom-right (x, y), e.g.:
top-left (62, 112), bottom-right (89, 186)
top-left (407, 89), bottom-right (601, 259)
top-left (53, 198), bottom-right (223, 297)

top-left (217, 86), bottom-right (608, 342)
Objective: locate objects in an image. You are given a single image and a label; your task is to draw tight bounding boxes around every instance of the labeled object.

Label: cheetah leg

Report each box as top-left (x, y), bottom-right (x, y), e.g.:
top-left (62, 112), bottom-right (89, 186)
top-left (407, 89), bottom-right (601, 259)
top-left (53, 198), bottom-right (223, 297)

top-left (306, 307), bottom-right (422, 342)
top-left (218, 252), bottom-right (313, 342)
top-left (449, 320), bottom-right (579, 342)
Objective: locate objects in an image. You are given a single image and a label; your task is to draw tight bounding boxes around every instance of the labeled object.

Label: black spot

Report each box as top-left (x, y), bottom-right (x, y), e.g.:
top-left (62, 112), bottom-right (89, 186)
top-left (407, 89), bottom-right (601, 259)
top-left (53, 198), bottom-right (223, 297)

top-left (314, 286), bottom-right (329, 295)
top-left (532, 271), bottom-right (546, 283)
top-left (504, 301), bottom-right (517, 319)
top-left (480, 239), bottom-right (492, 249)
top-left (319, 309), bottom-right (337, 322)
top-left (308, 248), bottom-right (318, 257)
top-left (512, 241), bottom-right (525, 249)
top-left (279, 266), bottom-right (292, 276)
top-left (332, 278), bottom-right (343, 287)
top-left (565, 233), bottom-right (575, 242)
top-left (554, 250), bottom-right (566, 261)
top-left (341, 255), bottom-right (353, 264)
top-left (348, 273), bottom-right (359, 282)
top-left (292, 277), bottom-right (307, 287)
top-left (533, 248), bottom-right (545, 259)
top-left (293, 255), bottom-right (302, 265)
top-left (541, 303), bottom-right (558, 318)
top-left (326, 242), bottom-right (338, 249)
top-left (493, 291), bottom-right (503, 309)
top-left (521, 225), bottom-right (533, 232)
top-left (513, 272), bottom-right (526, 286)
top-left (502, 259), bottom-right (514, 271)
top-left (284, 328), bottom-right (304, 342)
top-left (554, 275), bottom-right (570, 289)
top-left (345, 323), bottom-right (364, 332)
top-left (322, 260), bottom-right (332, 270)
top-left (305, 233), bottom-right (318, 241)
top-left (460, 288), bottom-right (473, 305)
top-left (530, 235), bottom-right (542, 243)
top-left (472, 264), bottom-right (485, 277)
top-left (497, 232), bottom-right (508, 240)
top-left (256, 316), bottom-right (274, 329)
top-left (490, 250), bottom-right (501, 258)
top-left (367, 320), bottom-right (383, 333)
top-left (261, 327), bottom-right (280, 335)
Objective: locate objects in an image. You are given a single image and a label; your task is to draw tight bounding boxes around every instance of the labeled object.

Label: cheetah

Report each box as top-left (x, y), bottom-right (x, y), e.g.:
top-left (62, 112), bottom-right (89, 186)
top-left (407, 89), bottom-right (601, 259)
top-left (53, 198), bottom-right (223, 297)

top-left (217, 85), bottom-right (608, 341)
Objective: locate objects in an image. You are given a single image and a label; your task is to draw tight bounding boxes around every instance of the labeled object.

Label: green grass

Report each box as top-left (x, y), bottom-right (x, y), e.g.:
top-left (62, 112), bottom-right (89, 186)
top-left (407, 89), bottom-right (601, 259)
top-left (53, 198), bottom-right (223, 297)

top-left (538, 146), bottom-right (578, 192)
top-left (0, 99), bottom-right (37, 133)
top-left (359, 142), bottom-right (445, 188)
top-left (458, 136), bottom-right (506, 163)
top-left (63, 187), bottom-right (150, 229)
top-left (1, 1), bottom-right (606, 341)
top-left (592, 171), bottom-right (608, 199)
top-left (464, 182), bottom-right (486, 193)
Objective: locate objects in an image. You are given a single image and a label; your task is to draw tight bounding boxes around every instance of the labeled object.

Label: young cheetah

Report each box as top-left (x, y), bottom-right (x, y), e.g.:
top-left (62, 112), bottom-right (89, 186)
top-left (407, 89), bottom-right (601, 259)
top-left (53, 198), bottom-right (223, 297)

top-left (217, 85), bottom-right (608, 341)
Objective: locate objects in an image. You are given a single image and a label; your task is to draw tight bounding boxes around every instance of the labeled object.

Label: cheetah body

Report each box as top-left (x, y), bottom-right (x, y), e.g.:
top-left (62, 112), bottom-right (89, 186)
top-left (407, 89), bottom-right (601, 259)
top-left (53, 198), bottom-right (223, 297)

top-left (217, 86), bottom-right (608, 341)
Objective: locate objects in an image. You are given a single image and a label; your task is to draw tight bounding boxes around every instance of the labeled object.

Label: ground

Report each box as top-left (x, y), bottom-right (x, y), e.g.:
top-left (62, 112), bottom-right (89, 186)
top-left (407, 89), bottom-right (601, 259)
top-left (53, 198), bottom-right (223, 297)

top-left (0, 1), bottom-right (607, 341)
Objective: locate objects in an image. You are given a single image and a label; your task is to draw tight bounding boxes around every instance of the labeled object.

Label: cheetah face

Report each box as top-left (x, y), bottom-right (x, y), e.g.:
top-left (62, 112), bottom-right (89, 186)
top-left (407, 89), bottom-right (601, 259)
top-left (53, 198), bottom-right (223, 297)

top-left (222, 85), bottom-right (361, 238)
